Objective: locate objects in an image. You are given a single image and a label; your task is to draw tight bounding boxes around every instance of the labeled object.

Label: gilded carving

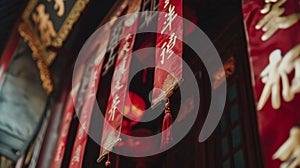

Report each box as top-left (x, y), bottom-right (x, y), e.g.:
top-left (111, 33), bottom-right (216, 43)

top-left (32, 4), bottom-right (57, 47)
top-left (52, 0), bottom-right (90, 47)
top-left (47, 0), bottom-right (65, 16)
top-left (162, 73), bottom-right (180, 98)
top-left (19, 21), bottom-right (54, 94)
top-left (19, 0), bottom-right (91, 94)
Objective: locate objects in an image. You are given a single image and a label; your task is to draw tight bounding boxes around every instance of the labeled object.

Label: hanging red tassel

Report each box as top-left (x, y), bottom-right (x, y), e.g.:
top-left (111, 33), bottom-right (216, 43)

top-left (160, 98), bottom-right (173, 149)
top-left (105, 152), bottom-right (111, 167)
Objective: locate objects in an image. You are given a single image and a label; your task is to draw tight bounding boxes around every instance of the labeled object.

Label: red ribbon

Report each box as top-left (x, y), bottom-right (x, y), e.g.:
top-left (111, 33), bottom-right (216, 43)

top-left (51, 64), bottom-right (85, 168)
top-left (152, 0), bottom-right (183, 106)
top-left (68, 32), bottom-right (109, 168)
top-left (242, 0), bottom-right (300, 167)
top-left (98, 1), bottom-right (141, 163)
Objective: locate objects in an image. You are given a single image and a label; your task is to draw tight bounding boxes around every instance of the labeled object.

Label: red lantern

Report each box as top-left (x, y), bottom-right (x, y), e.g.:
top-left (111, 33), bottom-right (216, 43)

top-left (121, 91), bottom-right (146, 136)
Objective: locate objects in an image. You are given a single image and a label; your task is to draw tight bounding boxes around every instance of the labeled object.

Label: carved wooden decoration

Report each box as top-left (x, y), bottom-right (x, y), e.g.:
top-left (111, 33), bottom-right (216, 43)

top-left (18, 0), bottom-right (91, 94)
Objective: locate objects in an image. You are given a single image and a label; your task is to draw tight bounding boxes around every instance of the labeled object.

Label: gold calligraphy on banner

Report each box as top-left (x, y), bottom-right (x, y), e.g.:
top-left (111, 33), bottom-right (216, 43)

top-left (256, 0), bottom-right (300, 41)
top-left (256, 0), bottom-right (300, 110)
top-left (139, 0), bottom-right (159, 28)
top-left (258, 44), bottom-right (300, 110)
top-left (273, 127), bottom-right (300, 167)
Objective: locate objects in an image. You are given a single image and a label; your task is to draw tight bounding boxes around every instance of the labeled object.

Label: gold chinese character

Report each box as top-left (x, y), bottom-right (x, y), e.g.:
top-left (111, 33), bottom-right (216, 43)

top-left (258, 44), bottom-right (300, 110)
top-left (256, 0), bottom-right (300, 41)
top-left (113, 58), bottom-right (127, 92)
top-left (71, 145), bottom-right (82, 164)
top-left (161, 5), bottom-right (177, 34)
top-left (273, 127), bottom-right (300, 168)
top-left (119, 37), bottom-right (131, 58)
top-left (78, 122), bottom-right (86, 140)
top-left (102, 25), bottom-right (123, 76)
top-left (108, 95), bottom-right (120, 121)
top-left (140, 0), bottom-right (159, 28)
top-left (47, 0), bottom-right (65, 16)
top-left (32, 4), bottom-right (57, 47)
top-left (55, 142), bottom-right (64, 161)
top-left (160, 33), bottom-right (177, 64)
top-left (164, 0), bottom-right (169, 8)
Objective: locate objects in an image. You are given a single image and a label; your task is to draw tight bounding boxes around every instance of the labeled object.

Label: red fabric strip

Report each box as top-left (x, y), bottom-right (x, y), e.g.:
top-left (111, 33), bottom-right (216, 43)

top-left (242, 0), bottom-right (300, 167)
top-left (68, 33), bottom-right (109, 168)
top-left (152, 0), bottom-right (183, 106)
top-left (98, 1), bottom-right (141, 162)
top-left (51, 64), bottom-right (85, 168)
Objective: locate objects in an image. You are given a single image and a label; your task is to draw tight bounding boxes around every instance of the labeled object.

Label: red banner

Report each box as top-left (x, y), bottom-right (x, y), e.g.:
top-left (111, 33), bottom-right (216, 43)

top-left (50, 64), bottom-right (85, 168)
top-left (242, 0), bottom-right (300, 167)
top-left (98, 0), bottom-right (141, 162)
top-left (68, 32), bottom-right (109, 168)
top-left (152, 0), bottom-right (183, 106)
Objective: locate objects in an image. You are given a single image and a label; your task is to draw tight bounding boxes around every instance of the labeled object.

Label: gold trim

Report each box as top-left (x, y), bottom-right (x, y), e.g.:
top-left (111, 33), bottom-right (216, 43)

top-left (19, 21), bottom-right (54, 94)
top-left (22, 0), bottom-right (39, 19)
top-left (44, 51), bottom-right (57, 65)
top-left (22, 0), bottom-right (90, 48)
top-left (151, 77), bottom-right (183, 109)
top-left (52, 0), bottom-right (90, 47)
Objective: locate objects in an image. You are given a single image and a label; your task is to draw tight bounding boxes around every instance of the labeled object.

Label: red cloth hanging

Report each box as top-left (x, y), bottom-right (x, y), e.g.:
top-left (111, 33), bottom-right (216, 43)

top-left (160, 99), bottom-right (173, 149)
top-left (98, 0), bottom-right (141, 163)
top-left (51, 65), bottom-right (85, 168)
top-left (242, 0), bottom-right (300, 167)
top-left (152, 0), bottom-right (183, 106)
top-left (68, 32), bottom-right (109, 168)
